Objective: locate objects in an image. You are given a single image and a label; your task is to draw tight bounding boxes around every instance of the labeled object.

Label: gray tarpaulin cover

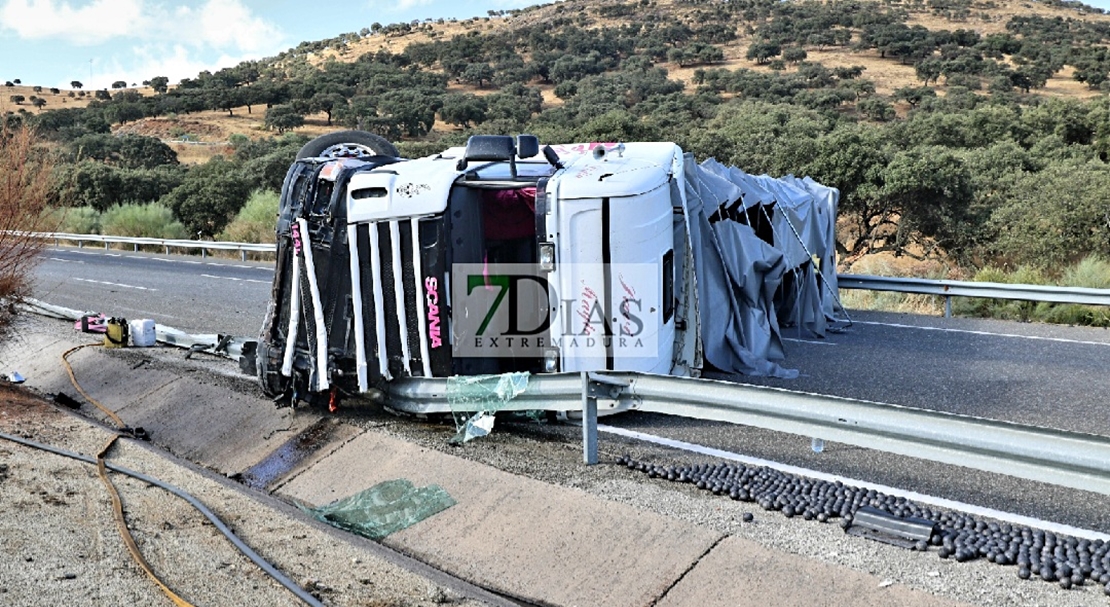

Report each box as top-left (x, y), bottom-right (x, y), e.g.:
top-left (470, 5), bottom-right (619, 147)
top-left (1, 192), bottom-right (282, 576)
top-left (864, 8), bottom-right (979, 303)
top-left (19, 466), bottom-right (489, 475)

top-left (682, 156), bottom-right (844, 378)
top-left (305, 479), bottom-right (456, 540)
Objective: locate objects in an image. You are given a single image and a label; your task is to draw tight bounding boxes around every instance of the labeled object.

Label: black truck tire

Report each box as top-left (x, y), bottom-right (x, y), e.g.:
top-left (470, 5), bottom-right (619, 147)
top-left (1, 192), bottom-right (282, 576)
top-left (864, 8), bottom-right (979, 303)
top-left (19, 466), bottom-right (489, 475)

top-left (295, 130), bottom-right (399, 159)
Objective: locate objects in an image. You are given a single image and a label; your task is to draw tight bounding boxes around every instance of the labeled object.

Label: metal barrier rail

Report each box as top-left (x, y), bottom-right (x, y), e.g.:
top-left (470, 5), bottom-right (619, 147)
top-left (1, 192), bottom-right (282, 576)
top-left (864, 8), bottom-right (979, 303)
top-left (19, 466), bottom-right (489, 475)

top-left (839, 274), bottom-right (1110, 317)
top-left (20, 296), bottom-right (1110, 496)
top-left (35, 232), bottom-right (1109, 311)
top-left (19, 298), bottom-right (255, 362)
top-left (32, 232), bottom-right (274, 261)
top-left (22, 245), bottom-right (1110, 496)
top-left (385, 372), bottom-right (1110, 497)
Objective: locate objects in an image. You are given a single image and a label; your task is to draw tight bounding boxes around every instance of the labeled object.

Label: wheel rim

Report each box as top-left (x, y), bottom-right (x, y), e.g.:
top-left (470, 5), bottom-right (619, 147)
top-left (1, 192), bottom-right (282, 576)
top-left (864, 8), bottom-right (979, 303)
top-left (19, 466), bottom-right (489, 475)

top-left (316, 142), bottom-right (381, 158)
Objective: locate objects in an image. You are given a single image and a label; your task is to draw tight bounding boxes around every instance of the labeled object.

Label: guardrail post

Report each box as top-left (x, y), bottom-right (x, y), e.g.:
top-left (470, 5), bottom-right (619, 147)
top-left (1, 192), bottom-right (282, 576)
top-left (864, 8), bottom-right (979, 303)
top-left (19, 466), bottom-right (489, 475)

top-left (202, 248), bottom-right (207, 259)
top-left (134, 243), bottom-right (138, 252)
top-left (104, 241), bottom-right (109, 250)
top-left (945, 296), bottom-right (952, 318)
top-left (241, 250), bottom-right (246, 262)
top-left (581, 373), bottom-right (632, 465)
top-left (582, 372), bottom-right (597, 465)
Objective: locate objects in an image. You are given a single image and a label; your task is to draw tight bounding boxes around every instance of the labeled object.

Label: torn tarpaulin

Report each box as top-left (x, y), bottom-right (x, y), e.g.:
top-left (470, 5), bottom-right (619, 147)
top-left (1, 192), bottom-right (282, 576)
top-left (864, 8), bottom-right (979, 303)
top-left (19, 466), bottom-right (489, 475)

top-left (303, 479), bottom-right (456, 540)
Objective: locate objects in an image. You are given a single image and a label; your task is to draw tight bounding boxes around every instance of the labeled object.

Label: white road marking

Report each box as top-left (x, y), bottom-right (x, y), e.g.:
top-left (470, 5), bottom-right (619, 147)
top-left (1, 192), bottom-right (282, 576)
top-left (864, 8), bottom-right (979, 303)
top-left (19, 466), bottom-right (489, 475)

top-left (152, 257), bottom-right (202, 265)
top-left (48, 257), bottom-right (83, 264)
top-left (598, 424), bottom-right (1110, 542)
top-left (856, 320), bottom-right (1110, 347)
top-left (783, 337), bottom-right (836, 346)
top-left (72, 277), bottom-right (156, 291)
top-left (201, 274), bottom-right (270, 284)
top-left (48, 247), bottom-right (273, 270)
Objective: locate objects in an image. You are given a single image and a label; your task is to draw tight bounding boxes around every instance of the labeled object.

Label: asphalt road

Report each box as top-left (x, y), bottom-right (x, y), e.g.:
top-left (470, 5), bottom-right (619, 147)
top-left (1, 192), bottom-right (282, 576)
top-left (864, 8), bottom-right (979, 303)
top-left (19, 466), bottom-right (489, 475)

top-left (29, 245), bottom-right (1110, 533)
top-left (31, 246), bottom-right (274, 338)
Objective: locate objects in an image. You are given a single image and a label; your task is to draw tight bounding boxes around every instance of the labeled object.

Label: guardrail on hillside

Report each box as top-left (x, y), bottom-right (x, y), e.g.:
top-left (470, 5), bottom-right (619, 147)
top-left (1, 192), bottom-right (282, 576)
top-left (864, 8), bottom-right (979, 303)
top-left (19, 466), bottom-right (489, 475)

top-left (838, 274), bottom-right (1110, 317)
top-left (35, 232), bottom-right (274, 261)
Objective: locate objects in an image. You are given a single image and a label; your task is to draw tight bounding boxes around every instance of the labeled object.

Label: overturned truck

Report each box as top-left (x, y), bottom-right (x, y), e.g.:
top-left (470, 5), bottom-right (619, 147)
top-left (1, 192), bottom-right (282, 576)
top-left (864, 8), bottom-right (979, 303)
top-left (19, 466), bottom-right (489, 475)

top-left (257, 131), bottom-right (844, 410)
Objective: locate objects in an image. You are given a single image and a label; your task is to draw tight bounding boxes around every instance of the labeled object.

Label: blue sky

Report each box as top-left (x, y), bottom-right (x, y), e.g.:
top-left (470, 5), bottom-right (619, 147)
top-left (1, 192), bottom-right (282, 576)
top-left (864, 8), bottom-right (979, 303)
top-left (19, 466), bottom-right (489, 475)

top-left (0, 0), bottom-right (542, 90)
top-left (4, 0), bottom-right (1110, 91)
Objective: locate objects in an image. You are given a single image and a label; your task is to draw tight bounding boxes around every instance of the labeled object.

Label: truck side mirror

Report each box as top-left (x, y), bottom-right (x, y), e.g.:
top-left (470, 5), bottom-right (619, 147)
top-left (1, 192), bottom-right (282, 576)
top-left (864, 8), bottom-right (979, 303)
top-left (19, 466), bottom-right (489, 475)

top-left (542, 145), bottom-right (563, 170)
top-left (457, 135), bottom-right (517, 175)
top-left (516, 134), bottom-right (540, 159)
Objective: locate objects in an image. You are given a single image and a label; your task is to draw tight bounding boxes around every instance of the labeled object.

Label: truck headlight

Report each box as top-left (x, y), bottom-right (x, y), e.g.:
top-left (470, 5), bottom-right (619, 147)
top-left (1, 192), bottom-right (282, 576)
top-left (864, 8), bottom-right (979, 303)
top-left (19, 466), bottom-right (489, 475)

top-left (542, 348), bottom-right (559, 373)
top-left (538, 242), bottom-right (555, 272)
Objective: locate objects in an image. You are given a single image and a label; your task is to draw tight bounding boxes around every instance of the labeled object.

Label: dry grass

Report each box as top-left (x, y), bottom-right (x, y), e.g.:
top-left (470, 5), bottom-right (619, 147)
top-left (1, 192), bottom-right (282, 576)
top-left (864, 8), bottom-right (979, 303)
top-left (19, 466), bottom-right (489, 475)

top-left (837, 251), bottom-right (960, 315)
top-left (0, 84), bottom-right (92, 115)
top-left (0, 84), bottom-right (162, 116)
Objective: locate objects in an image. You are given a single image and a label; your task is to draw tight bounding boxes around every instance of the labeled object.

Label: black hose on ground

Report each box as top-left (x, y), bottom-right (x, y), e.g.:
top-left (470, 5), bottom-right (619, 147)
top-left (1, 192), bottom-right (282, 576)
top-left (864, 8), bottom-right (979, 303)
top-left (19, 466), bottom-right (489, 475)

top-left (0, 429), bottom-right (326, 607)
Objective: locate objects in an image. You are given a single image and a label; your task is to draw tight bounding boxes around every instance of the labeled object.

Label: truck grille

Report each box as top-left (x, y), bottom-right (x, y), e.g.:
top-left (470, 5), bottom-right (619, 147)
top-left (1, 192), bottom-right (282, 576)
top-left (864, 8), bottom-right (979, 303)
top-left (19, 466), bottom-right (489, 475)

top-left (351, 219), bottom-right (444, 387)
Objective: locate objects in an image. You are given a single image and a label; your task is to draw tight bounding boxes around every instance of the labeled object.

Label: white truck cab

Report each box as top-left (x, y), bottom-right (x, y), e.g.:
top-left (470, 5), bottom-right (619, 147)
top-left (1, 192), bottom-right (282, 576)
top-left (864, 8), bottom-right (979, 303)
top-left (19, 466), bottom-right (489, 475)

top-left (257, 133), bottom-right (841, 408)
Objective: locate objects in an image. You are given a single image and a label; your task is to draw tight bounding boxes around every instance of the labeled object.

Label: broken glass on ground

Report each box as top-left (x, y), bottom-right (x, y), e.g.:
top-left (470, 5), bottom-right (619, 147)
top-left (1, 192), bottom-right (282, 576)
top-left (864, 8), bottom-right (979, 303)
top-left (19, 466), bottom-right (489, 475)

top-left (303, 479), bottom-right (456, 540)
top-left (446, 372), bottom-right (529, 444)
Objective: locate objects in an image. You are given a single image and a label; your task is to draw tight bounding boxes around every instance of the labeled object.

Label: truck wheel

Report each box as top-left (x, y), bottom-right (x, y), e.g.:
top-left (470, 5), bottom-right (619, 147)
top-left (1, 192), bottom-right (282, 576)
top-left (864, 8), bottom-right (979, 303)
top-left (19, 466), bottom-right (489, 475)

top-left (255, 340), bottom-right (289, 398)
top-left (295, 130), bottom-right (399, 159)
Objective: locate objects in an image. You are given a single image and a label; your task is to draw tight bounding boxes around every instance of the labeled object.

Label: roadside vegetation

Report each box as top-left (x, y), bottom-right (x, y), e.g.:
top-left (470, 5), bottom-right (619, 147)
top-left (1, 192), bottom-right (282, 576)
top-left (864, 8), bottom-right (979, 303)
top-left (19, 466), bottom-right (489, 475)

top-left (7, 0), bottom-right (1110, 324)
top-left (952, 257), bottom-right (1110, 326)
top-left (218, 190), bottom-right (280, 243)
top-left (0, 126), bottom-right (55, 338)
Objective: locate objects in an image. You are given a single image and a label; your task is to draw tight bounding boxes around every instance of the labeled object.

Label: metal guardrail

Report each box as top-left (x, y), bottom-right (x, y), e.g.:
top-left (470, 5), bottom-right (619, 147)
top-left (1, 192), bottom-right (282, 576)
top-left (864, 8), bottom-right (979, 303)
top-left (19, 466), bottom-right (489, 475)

top-left (385, 372), bottom-right (1110, 497)
top-left (839, 274), bottom-right (1110, 317)
top-left (34, 232), bottom-right (274, 261)
top-left (19, 298), bottom-right (254, 362)
top-left (19, 295), bottom-right (1110, 496)
top-left (37, 232), bottom-right (1108, 310)
top-left (22, 240), bottom-right (1110, 496)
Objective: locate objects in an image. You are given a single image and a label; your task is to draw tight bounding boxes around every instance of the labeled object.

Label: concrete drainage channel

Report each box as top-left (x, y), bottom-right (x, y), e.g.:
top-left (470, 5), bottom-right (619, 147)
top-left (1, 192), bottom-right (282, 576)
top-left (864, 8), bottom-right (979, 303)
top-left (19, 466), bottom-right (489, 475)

top-left (1, 314), bottom-right (521, 607)
top-left (5, 311), bottom-right (1110, 606)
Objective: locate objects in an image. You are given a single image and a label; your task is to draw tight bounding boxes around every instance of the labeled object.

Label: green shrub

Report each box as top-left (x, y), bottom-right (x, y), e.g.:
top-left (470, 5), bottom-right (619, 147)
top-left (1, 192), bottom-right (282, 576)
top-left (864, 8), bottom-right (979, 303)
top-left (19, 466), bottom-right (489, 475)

top-left (1060, 256), bottom-right (1110, 289)
top-left (160, 155), bottom-right (252, 235)
top-left (101, 203), bottom-right (187, 239)
top-left (40, 205), bottom-right (101, 234)
top-left (952, 265), bottom-right (1046, 320)
top-left (951, 257), bottom-right (1110, 326)
top-left (1049, 256), bottom-right (1110, 326)
top-left (218, 189), bottom-right (279, 243)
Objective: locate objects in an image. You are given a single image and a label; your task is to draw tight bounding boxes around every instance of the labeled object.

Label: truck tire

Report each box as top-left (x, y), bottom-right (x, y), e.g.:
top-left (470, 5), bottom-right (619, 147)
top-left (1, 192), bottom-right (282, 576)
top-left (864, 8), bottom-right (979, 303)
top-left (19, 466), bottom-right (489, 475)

top-left (255, 339), bottom-right (289, 398)
top-left (295, 130), bottom-right (399, 159)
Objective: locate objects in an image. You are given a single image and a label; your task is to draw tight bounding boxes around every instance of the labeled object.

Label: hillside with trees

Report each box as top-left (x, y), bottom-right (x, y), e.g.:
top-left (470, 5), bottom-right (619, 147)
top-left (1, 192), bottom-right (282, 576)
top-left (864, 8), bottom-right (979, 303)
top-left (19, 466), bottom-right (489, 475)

top-left (4, 0), bottom-right (1110, 279)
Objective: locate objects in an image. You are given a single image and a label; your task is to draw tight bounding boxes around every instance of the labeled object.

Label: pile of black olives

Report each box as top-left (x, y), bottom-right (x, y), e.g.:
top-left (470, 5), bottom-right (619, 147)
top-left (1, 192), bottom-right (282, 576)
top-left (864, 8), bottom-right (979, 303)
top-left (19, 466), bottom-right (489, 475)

top-left (618, 455), bottom-right (1110, 595)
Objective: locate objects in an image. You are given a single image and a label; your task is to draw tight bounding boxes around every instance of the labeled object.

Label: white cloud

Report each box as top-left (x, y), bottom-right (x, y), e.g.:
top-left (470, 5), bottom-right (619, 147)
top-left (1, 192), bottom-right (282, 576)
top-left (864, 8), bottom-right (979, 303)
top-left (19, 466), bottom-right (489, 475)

top-left (0, 0), bottom-right (283, 52)
top-left (81, 41), bottom-right (277, 90)
top-left (394, 0), bottom-right (434, 11)
top-left (0, 0), bottom-right (146, 45)
top-left (489, 0), bottom-right (543, 8)
top-left (176, 0), bottom-right (282, 53)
